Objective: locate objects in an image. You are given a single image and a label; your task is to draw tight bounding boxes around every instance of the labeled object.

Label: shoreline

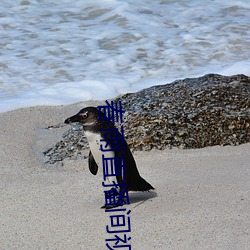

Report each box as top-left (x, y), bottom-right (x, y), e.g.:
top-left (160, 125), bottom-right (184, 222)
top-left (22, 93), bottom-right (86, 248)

top-left (0, 102), bottom-right (249, 249)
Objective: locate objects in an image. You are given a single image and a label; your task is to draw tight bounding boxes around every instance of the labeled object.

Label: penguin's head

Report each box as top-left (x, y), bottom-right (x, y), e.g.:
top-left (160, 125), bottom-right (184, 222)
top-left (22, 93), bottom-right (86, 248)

top-left (64, 107), bottom-right (100, 127)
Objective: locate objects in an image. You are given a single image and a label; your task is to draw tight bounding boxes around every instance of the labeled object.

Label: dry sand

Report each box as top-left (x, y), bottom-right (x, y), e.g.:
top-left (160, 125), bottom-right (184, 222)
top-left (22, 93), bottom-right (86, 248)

top-left (0, 102), bottom-right (249, 250)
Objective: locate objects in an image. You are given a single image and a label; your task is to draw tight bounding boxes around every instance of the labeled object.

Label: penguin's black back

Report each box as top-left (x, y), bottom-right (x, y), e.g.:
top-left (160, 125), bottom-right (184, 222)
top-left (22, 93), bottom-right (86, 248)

top-left (99, 123), bottom-right (154, 192)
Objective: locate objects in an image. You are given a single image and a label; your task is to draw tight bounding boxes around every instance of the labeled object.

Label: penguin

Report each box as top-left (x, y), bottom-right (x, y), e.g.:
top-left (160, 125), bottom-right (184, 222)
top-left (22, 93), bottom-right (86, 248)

top-left (65, 106), bottom-right (154, 208)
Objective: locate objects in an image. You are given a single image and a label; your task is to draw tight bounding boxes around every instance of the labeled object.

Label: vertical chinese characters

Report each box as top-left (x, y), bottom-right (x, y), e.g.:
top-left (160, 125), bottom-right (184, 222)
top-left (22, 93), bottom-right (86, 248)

top-left (98, 101), bottom-right (132, 249)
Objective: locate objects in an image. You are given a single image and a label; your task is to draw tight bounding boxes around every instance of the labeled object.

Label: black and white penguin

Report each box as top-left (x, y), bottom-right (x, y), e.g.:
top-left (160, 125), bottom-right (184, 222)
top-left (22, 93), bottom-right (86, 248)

top-left (65, 107), bottom-right (154, 208)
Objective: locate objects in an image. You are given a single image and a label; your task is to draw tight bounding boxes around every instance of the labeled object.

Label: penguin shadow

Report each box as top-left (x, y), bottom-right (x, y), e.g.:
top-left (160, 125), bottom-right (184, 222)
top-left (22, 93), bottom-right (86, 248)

top-left (128, 190), bottom-right (157, 208)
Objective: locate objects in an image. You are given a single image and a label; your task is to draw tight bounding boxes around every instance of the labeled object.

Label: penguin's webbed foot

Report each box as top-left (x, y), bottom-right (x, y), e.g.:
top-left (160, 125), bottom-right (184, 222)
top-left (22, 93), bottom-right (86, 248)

top-left (101, 204), bottom-right (119, 210)
top-left (101, 197), bottom-right (128, 209)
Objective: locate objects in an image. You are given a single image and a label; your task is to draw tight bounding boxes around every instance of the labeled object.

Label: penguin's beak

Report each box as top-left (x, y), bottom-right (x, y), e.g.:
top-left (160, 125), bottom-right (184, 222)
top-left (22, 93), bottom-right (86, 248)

top-left (64, 114), bottom-right (81, 124)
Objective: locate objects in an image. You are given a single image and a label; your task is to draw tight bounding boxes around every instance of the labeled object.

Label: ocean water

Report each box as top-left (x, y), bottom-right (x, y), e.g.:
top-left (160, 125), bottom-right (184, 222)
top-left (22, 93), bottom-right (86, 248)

top-left (0, 0), bottom-right (249, 112)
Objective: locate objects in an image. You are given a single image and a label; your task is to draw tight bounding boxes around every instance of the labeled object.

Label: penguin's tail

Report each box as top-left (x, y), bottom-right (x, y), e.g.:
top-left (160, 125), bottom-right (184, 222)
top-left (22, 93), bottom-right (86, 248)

top-left (129, 176), bottom-right (154, 192)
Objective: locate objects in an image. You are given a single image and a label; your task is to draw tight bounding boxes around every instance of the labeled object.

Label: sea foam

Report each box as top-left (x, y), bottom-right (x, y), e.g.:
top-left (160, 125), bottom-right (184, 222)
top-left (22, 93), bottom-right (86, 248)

top-left (0, 0), bottom-right (249, 112)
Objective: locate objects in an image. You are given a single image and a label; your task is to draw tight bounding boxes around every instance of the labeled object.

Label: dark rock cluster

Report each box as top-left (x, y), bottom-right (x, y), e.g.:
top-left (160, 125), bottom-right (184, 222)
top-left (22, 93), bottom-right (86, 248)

top-left (115, 74), bottom-right (250, 150)
top-left (43, 124), bottom-right (88, 164)
top-left (43, 74), bottom-right (250, 163)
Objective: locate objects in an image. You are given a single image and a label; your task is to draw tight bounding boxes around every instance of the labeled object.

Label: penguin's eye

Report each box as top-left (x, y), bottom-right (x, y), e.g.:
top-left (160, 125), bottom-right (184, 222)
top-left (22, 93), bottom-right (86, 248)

top-left (79, 112), bottom-right (88, 119)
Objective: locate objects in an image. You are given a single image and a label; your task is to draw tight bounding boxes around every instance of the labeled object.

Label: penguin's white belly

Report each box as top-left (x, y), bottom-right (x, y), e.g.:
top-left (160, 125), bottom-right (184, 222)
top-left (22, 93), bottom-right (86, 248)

top-left (84, 131), bottom-right (117, 187)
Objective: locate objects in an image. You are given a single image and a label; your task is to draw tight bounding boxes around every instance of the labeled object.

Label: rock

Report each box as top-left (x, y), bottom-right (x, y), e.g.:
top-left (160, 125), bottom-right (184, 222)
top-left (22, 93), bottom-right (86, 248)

top-left (43, 74), bottom-right (250, 163)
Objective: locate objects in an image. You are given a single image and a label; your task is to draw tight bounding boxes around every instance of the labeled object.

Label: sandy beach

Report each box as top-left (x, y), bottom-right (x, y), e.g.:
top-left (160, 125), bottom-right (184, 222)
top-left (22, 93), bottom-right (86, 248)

top-left (0, 102), bottom-right (249, 250)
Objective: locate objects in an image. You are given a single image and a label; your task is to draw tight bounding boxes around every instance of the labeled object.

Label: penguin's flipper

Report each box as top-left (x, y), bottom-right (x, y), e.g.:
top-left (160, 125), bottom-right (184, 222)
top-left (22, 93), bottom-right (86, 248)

top-left (88, 151), bottom-right (98, 175)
